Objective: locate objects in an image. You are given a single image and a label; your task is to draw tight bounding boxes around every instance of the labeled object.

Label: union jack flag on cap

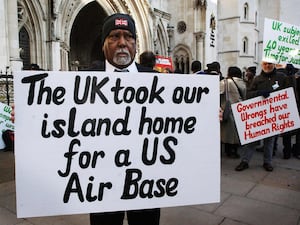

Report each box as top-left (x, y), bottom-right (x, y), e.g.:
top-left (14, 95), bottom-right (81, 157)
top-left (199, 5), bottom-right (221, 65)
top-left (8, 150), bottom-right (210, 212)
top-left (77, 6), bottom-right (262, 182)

top-left (115, 18), bottom-right (128, 26)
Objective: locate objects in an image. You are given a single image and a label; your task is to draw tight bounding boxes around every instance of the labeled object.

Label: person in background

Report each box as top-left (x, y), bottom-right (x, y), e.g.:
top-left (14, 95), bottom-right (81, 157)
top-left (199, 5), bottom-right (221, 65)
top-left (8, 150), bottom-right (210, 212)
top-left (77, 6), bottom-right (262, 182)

top-left (256, 64), bottom-right (287, 155)
top-left (220, 66), bottom-right (246, 158)
top-left (205, 61), bottom-right (224, 80)
top-left (191, 60), bottom-right (204, 74)
top-left (293, 69), bottom-right (300, 159)
top-left (30, 63), bottom-right (40, 70)
top-left (278, 64), bottom-right (299, 159)
top-left (244, 66), bottom-right (263, 152)
top-left (244, 66), bottom-right (256, 89)
top-left (85, 13), bottom-right (161, 225)
top-left (29, 63), bottom-right (44, 70)
top-left (235, 61), bottom-right (288, 172)
top-left (139, 50), bottom-right (157, 70)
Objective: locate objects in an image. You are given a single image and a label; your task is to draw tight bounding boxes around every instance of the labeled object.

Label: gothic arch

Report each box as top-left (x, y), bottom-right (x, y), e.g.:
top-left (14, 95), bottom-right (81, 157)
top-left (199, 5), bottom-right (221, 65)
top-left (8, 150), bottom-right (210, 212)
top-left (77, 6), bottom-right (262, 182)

top-left (243, 2), bottom-right (249, 20)
top-left (155, 19), bottom-right (169, 56)
top-left (172, 44), bottom-right (192, 74)
top-left (128, 1), bottom-right (153, 52)
top-left (19, 27), bottom-right (30, 69)
top-left (242, 36), bottom-right (249, 54)
top-left (58, 0), bottom-right (153, 70)
top-left (67, 1), bottom-right (107, 70)
top-left (17, 0), bottom-right (47, 69)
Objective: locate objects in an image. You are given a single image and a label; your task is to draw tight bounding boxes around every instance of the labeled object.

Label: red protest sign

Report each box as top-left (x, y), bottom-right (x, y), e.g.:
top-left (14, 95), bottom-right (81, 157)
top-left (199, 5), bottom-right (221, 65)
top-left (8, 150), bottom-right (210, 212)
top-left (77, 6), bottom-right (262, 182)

top-left (232, 87), bottom-right (300, 145)
top-left (154, 55), bottom-right (174, 73)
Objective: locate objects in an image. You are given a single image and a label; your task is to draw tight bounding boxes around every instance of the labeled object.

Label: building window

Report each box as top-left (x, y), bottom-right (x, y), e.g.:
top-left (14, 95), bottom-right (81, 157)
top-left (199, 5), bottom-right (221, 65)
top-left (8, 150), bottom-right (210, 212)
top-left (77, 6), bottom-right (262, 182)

top-left (242, 37), bottom-right (248, 54)
top-left (254, 42), bottom-right (257, 61)
top-left (243, 3), bottom-right (249, 20)
top-left (255, 11), bottom-right (258, 27)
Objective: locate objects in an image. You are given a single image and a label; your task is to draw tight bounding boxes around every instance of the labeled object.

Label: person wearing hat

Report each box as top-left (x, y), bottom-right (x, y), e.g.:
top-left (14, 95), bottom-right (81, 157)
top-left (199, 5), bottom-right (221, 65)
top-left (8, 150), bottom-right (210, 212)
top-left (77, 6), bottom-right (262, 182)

top-left (205, 61), bottom-right (224, 80)
top-left (89, 13), bottom-right (160, 225)
top-left (235, 60), bottom-right (288, 172)
top-left (9, 13), bottom-right (159, 225)
top-left (90, 13), bottom-right (156, 74)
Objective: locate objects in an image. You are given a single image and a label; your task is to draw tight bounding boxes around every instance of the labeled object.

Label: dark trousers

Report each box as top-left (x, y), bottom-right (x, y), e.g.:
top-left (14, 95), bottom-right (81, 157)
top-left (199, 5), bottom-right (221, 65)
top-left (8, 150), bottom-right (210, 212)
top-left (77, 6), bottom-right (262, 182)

top-left (90, 208), bottom-right (160, 225)
top-left (282, 133), bottom-right (292, 157)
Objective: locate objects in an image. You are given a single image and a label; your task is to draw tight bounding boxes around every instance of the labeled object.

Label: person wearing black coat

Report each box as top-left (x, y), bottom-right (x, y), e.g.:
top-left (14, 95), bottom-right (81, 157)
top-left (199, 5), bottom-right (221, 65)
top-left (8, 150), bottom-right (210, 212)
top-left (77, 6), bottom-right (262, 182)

top-left (88, 13), bottom-right (160, 225)
top-left (235, 61), bottom-right (288, 172)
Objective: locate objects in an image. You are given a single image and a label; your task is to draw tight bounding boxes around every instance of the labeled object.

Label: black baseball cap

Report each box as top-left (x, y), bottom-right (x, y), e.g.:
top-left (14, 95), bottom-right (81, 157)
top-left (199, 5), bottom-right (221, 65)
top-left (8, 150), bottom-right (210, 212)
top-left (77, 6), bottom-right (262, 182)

top-left (102, 13), bottom-right (136, 43)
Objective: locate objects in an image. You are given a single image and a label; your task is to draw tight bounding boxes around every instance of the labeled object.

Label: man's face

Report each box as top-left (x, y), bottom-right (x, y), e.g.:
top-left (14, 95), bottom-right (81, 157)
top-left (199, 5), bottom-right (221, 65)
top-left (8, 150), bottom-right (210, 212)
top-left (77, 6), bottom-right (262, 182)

top-left (261, 61), bottom-right (275, 73)
top-left (102, 29), bottom-right (136, 69)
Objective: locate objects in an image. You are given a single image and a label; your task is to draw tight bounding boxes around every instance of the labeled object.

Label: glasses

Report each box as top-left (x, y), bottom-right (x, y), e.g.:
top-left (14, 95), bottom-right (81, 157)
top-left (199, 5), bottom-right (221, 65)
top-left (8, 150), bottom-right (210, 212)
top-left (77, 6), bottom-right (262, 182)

top-left (107, 31), bottom-right (135, 42)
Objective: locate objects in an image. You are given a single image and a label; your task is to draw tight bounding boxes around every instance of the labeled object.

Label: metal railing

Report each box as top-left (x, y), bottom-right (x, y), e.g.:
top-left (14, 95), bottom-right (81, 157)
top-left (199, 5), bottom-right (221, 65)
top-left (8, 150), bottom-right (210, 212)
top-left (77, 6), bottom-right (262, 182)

top-left (0, 68), bottom-right (14, 106)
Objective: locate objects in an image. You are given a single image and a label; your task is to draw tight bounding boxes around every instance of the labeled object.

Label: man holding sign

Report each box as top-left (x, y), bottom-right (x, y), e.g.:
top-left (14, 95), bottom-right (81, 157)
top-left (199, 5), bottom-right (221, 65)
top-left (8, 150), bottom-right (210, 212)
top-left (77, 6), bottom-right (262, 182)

top-left (234, 18), bottom-right (300, 168)
top-left (88, 13), bottom-right (160, 225)
top-left (235, 60), bottom-right (288, 172)
top-left (13, 12), bottom-right (221, 224)
top-left (13, 12), bottom-right (160, 225)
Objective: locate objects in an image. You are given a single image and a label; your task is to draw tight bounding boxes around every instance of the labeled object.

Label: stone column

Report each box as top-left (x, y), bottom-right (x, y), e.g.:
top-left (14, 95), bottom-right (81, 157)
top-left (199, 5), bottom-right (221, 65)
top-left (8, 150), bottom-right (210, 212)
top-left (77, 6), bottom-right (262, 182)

top-left (195, 31), bottom-right (205, 64)
top-left (51, 41), bottom-right (61, 71)
top-left (167, 25), bottom-right (174, 57)
top-left (0, 0), bottom-right (9, 71)
top-left (50, 21), bottom-right (61, 71)
top-left (7, 0), bottom-right (23, 71)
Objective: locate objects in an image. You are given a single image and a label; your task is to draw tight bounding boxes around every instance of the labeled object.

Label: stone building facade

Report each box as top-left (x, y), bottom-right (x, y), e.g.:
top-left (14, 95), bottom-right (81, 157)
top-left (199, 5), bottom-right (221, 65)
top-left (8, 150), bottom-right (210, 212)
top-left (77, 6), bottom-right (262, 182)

top-left (0, 0), bottom-right (299, 75)
top-left (0, 0), bottom-right (218, 74)
top-left (218, 0), bottom-right (300, 73)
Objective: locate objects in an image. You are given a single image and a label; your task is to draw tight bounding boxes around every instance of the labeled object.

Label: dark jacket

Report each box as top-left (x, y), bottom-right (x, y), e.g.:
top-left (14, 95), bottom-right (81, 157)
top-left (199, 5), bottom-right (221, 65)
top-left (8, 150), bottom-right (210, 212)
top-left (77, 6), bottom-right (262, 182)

top-left (246, 68), bottom-right (288, 99)
top-left (87, 60), bottom-right (157, 73)
top-left (296, 75), bottom-right (300, 111)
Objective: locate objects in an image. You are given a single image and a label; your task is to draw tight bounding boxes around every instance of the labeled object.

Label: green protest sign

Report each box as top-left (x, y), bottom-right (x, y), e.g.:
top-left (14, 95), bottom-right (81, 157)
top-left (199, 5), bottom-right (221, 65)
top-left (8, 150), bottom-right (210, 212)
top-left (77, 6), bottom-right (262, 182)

top-left (263, 18), bottom-right (300, 66)
top-left (0, 102), bottom-right (14, 150)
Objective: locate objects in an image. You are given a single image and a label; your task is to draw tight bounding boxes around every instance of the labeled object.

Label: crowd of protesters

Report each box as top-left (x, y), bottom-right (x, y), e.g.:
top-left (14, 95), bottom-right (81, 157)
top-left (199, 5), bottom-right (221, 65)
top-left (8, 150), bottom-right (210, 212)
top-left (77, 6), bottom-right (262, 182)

top-left (191, 60), bottom-right (300, 172)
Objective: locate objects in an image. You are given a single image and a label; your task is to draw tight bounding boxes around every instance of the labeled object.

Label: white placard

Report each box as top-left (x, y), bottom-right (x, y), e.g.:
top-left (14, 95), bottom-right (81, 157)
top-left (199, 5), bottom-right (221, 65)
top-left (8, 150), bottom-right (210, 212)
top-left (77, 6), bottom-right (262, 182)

top-left (14, 71), bottom-right (220, 218)
top-left (232, 87), bottom-right (300, 145)
top-left (262, 18), bottom-right (300, 66)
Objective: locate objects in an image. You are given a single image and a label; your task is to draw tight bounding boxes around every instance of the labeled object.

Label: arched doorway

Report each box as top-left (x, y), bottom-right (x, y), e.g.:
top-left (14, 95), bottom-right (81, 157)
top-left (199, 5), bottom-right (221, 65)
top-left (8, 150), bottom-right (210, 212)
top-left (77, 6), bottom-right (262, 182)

top-left (69, 1), bottom-right (107, 70)
top-left (173, 45), bottom-right (191, 74)
top-left (19, 27), bottom-right (30, 70)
